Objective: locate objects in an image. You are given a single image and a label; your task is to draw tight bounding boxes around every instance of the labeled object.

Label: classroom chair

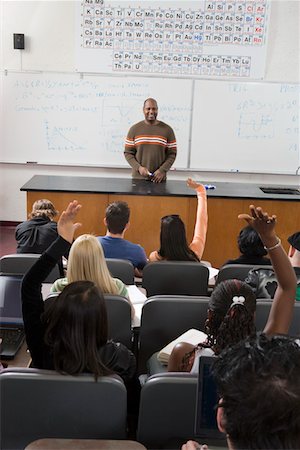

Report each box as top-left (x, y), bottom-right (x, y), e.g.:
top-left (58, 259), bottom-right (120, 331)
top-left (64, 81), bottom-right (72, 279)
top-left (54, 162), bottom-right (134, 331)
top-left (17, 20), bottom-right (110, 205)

top-left (255, 300), bottom-right (300, 336)
top-left (0, 253), bottom-right (61, 283)
top-left (0, 368), bottom-right (127, 450)
top-left (138, 295), bottom-right (210, 374)
top-left (136, 372), bottom-right (207, 449)
top-left (106, 258), bottom-right (135, 285)
top-left (215, 264), bottom-right (273, 285)
top-left (142, 261), bottom-right (209, 297)
top-left (46, 292), bottom-right (133, 349)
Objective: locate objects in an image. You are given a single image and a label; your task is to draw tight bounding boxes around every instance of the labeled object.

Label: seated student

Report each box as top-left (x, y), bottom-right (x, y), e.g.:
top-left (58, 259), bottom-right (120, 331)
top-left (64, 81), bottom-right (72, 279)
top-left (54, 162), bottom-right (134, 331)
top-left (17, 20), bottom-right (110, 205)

top-left (168, 205), bottom-right (296, 373)
top-left (15, 199), bottom-right (67, 275)
top-left (222, 225), bottom-right (271, 266)
top-left (288, 231), bottom-right (300, 301)
top-left (98, 201), bottom-right (147, 277)
top-left (51, 234), bottom-right (135, 318)
top-left (21, 201), bottom-right (136, 383)
top-left (182, 333), bottom-right (300, 450)
top-left (149, 178), bottom-right (207, 262)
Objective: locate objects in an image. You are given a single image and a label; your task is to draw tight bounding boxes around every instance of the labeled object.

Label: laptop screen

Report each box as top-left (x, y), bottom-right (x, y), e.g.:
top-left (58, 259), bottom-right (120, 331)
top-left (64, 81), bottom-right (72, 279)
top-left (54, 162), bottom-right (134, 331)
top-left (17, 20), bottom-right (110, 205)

top-left (0, 275), bottom-right (24, 325)
top-left (194, 355), bottom-right (223, 439)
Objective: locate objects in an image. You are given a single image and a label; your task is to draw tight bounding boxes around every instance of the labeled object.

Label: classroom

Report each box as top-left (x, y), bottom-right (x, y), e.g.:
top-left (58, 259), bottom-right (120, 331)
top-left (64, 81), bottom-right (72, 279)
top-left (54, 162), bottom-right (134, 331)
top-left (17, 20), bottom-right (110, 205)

top-left (0, 1), bottom-right (300, 449)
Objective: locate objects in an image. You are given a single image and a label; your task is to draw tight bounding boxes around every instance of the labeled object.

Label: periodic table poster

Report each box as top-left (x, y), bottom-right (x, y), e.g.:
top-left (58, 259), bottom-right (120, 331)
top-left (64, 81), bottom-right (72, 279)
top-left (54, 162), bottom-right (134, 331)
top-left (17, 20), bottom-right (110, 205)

top-left (76, 0), bottom-right (270, 79)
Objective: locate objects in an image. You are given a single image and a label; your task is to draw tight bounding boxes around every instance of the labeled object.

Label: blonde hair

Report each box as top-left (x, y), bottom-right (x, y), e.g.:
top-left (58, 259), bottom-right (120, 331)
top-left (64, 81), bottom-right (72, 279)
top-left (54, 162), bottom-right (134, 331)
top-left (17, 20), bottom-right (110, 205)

top-left (67, 234), bottom-right (118, 295)
top-left (29, 199), bottom-right (58, 220)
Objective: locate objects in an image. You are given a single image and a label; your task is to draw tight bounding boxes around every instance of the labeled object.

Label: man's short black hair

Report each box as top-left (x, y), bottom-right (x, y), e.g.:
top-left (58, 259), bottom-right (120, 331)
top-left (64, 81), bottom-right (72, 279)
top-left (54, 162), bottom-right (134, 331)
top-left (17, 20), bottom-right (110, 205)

top-left (213, 333), bottom-right (300, 450)
top-left (105, 201), bottom-right (130, 234)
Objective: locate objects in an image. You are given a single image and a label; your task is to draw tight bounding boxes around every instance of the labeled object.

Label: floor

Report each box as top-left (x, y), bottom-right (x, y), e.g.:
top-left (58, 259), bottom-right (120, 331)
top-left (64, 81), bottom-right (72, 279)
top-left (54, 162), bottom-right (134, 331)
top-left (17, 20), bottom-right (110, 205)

top-left (0, 225), bottom-right (17, 257)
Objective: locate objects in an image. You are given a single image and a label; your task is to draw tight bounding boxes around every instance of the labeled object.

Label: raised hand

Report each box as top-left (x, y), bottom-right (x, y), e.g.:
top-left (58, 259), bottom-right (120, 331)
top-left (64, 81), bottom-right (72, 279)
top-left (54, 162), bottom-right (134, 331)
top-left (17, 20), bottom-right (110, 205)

top-left (57, 200), bottom-right (82, 243)
top-left (238, 204), bottom-right (277, 244)
top-left (187, 178), bottom-right (203, 190)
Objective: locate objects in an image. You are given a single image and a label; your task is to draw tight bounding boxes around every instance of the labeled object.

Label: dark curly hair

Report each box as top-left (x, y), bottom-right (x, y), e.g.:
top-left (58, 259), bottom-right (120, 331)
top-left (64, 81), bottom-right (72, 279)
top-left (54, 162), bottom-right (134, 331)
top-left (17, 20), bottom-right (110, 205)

top-left (205, 279), bottom-right (256, 354)
top-left (238, 225), bottom-right (268, 257)
top-left (213, 333), bottom-right (300, 449)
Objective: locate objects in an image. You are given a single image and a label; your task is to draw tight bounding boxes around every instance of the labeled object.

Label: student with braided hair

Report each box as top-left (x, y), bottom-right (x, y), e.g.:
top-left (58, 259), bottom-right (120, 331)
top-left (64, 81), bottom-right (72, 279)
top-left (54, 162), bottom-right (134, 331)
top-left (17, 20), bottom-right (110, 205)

top-left (168, 204), bottom-right (297, 372)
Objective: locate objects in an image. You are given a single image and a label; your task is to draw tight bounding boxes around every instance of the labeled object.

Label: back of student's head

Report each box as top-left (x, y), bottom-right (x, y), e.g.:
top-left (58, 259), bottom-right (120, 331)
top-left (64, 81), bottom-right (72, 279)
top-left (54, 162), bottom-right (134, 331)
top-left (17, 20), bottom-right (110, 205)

top-left (207, 279), bottom-right (256, 354)
top-left (105, 201), bottom-right (130, 234)
top-left (29, 199), bottom-right (58, 220)
top-left (238, 225), bottom-right (267, 257)
top-left (159, 215), bottom-right (199, 261)
top-left (67, 234), bottom-right (118, 295)
top-left (288, 231), bottom-right (300, 252)
top-left (213, 333), bottom-right (300, 449)
top-left (44, 280), bottom-right (111, 378)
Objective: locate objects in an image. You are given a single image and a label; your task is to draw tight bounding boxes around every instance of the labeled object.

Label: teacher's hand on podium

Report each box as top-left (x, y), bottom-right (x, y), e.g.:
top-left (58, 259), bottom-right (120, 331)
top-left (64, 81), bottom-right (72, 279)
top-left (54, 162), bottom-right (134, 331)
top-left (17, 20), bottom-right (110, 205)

top-left (138, 166), bottom-right (150, 177)
top-left (152, 169), bottom-right (165, 183)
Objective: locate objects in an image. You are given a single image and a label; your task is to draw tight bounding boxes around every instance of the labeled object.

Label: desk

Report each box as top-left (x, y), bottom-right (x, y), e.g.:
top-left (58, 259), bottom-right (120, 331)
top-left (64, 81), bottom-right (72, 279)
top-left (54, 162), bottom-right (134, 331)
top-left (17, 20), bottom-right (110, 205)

top-left (1, 341), bottom-right (31, 368)
top-left (21, 176), bottom-right (300, 267)
top-left (25, 439), bottom-right (147, 450)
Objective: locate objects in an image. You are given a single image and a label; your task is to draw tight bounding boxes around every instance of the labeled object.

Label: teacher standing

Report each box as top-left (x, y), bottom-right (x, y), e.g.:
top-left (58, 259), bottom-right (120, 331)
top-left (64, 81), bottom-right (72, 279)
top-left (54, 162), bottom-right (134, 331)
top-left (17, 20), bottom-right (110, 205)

top-left (124, 98), bottom-right (177, 183)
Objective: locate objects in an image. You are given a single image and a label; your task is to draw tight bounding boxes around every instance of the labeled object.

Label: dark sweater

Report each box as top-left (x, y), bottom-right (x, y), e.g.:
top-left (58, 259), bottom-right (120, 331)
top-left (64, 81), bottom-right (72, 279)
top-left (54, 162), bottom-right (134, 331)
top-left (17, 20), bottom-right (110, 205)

top-left (21, 236), bottom-right (136, 383)
top-left (16, 217), bottom-right (59, 254)
top-left (223, 255), bottom-right (271, 267)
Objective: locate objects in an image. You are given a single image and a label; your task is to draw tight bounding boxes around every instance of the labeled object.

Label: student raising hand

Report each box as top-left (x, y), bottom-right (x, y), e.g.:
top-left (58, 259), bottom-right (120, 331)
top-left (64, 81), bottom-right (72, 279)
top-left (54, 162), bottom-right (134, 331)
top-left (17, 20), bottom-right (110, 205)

top-left (57, 200), bottom-right (82, 243)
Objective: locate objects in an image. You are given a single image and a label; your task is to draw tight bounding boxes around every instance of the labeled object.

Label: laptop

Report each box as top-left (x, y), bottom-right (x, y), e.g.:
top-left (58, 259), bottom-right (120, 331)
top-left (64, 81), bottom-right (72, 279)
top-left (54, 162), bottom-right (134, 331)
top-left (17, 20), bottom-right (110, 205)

top-left (194, 355), bottom-right (224, 441)
top-left (0, 275), bottom-right (25, 359)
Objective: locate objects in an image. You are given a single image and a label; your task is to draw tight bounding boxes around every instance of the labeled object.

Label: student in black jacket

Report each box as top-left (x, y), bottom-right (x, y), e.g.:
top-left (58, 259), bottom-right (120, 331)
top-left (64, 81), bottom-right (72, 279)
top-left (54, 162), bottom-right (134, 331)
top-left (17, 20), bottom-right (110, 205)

top-left (16, 199), bottom-right (68, 275)
top-left (21, 200), bottom-right (136, 384)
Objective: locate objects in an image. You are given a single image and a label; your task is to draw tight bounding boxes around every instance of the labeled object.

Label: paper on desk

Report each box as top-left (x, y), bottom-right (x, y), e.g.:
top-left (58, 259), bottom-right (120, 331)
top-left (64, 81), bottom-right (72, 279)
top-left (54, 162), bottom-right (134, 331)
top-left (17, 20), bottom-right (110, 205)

top-left (127, 284), bottom-right (147, 304)
top-left (209, 267), bottom-right (219, 281)
top-left (132, 303), bottom-right (143, 327)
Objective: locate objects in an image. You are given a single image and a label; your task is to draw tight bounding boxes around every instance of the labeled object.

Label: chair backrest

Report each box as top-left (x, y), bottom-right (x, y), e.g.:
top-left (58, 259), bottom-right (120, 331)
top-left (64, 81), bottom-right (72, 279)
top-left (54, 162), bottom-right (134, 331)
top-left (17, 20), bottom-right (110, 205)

top-left (138, 296), bottom-right (210, 373)
top-left (142, 261), bottom-right (209, 297)
top-left (45, 293), bottom-right (133, 349)
top-left (105, 294), bottom-right (133, 348)
top-left (137, 373), bottom-right (200, 449)
top-left (255, 300), bottom-right (300, 336)
top-left (0, 368), bottom-right (127, 450)
top-left (216, 264), bottom-right (273, 285)
top-left (0, 253), bottom-right (61, 283)
top-left (106, 258), bottom-right (134, 285)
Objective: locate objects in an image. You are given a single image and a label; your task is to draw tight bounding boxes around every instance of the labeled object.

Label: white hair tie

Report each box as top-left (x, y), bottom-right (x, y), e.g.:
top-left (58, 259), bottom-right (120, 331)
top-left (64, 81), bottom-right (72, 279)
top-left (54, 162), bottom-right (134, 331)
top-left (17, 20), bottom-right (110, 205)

top-left (231, 296), bottom-right (246, 307)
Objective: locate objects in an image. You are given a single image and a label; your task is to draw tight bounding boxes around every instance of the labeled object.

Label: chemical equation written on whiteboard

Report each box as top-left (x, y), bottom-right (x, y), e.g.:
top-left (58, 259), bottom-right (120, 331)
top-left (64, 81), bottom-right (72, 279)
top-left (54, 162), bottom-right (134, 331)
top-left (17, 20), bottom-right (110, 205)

top-left (77, 0), bottom-right (270, 78)
top-left (236, 95), bottom-right (299, 151)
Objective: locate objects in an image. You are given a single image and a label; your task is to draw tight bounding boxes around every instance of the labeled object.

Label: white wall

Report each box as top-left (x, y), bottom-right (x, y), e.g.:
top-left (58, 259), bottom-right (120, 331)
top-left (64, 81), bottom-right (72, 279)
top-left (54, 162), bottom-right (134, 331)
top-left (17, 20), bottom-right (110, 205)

top-left (0, 0), bottom-right (299, 221)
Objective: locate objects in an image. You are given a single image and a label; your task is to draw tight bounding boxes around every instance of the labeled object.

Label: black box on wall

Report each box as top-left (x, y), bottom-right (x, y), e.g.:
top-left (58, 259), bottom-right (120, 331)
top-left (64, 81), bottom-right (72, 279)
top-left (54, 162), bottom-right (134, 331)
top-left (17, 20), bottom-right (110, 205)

top-left (13, 34), bottom-right (25, 50)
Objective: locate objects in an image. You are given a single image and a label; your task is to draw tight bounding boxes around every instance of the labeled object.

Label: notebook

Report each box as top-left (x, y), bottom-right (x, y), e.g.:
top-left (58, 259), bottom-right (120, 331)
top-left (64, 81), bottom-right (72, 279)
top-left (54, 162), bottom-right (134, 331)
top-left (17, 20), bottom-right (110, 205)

top-left (194, 355), bottom-right (224, 440)
top-left (0, 275), bottom-right (25, 359)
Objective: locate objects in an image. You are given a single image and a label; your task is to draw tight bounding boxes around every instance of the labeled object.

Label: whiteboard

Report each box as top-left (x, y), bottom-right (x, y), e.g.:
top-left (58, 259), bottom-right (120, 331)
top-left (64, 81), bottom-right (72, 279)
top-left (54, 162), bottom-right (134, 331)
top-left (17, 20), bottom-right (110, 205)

top-left (1, 72), bottom-right (192, 168)
top-left (190, 81), bottom-right (300, 174)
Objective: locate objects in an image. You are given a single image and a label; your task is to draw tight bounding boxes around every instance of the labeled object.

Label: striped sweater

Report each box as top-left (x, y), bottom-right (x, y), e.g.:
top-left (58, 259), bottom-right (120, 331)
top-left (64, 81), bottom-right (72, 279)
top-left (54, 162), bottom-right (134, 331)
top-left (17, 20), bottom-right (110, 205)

top-left (124, 120), bottom-right (177, 179)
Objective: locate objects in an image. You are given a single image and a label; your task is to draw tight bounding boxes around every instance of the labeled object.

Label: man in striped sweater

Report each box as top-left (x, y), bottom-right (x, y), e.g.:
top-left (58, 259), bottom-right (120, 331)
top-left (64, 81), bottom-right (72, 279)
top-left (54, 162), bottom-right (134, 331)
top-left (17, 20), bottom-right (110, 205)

top-left (124, 98), bottom-right (177, 182)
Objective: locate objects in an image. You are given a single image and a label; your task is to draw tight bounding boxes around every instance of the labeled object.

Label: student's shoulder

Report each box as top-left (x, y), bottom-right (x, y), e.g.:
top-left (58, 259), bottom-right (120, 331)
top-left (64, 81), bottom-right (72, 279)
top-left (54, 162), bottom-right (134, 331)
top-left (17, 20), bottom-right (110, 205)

top-left (124, 239), bottom-right (145, 251)
top-left (149, 250), bottom-right (162, 261)
top-left (51, 277), bottom-right (68, 293)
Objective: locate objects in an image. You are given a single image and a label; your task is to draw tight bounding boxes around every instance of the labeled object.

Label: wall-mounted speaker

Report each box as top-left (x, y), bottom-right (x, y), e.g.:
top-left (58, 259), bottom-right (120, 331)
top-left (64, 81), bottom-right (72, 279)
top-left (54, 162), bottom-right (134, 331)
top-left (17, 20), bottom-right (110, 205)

top-left (13, 34), bottom-right (25, 50)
